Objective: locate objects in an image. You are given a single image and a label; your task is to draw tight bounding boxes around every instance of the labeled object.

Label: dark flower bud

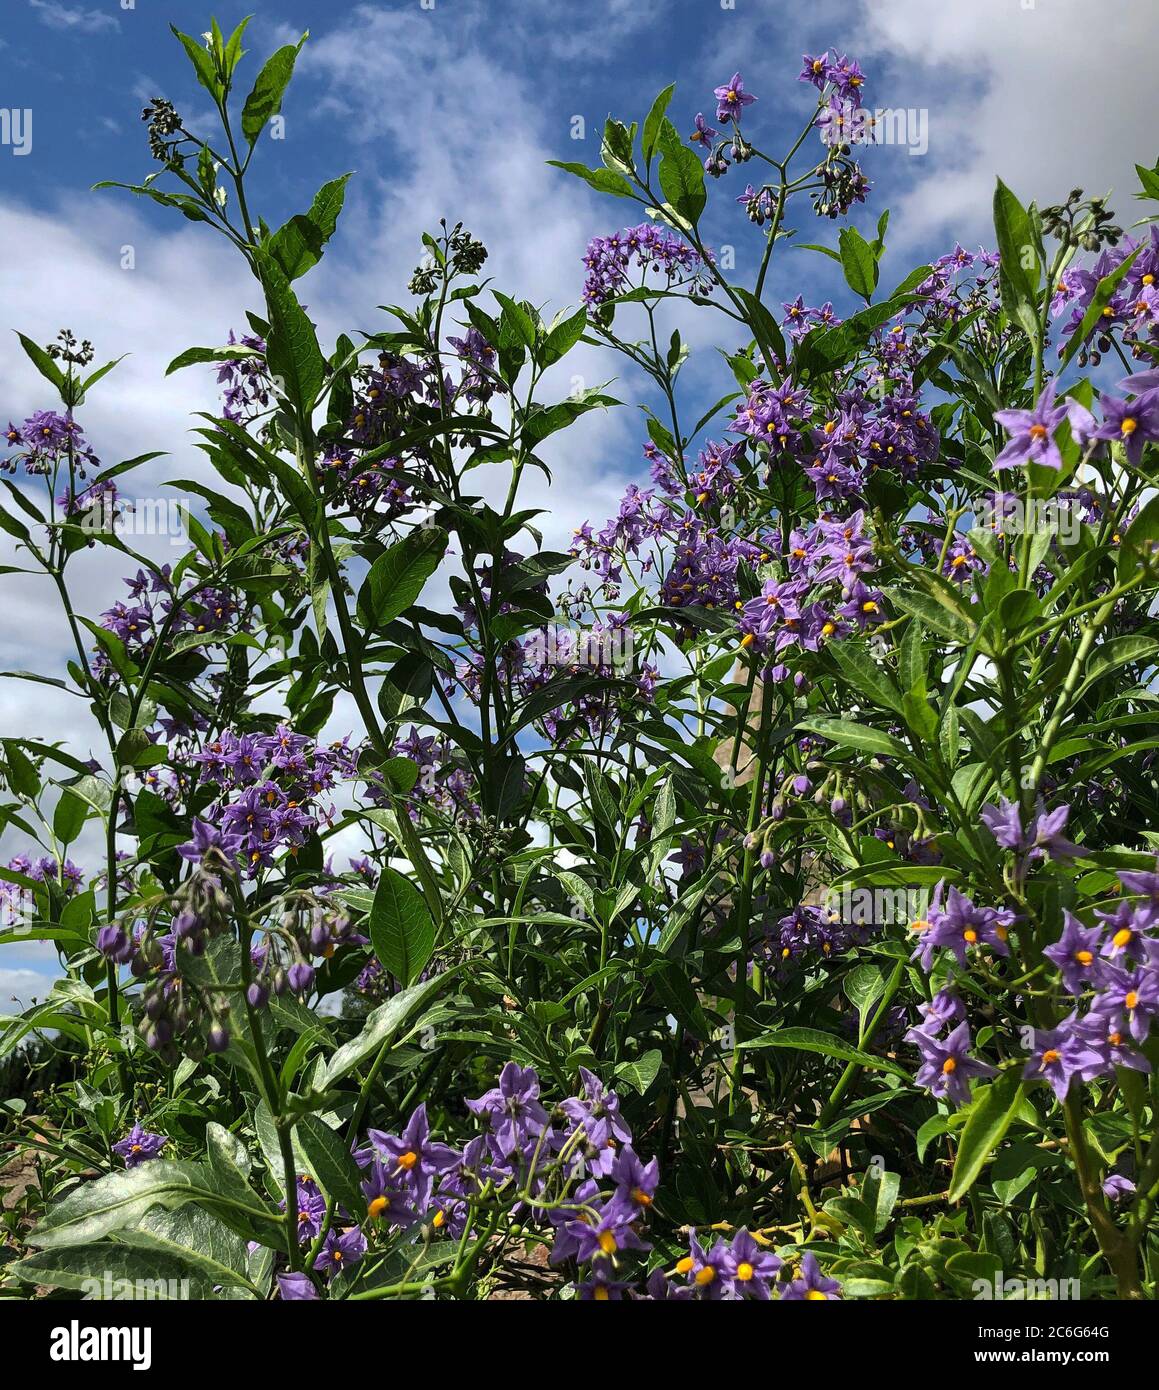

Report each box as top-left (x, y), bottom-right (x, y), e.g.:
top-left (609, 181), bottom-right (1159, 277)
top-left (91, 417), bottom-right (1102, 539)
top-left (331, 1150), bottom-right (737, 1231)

top-left (207, 1023), bottom-right (231, 1054)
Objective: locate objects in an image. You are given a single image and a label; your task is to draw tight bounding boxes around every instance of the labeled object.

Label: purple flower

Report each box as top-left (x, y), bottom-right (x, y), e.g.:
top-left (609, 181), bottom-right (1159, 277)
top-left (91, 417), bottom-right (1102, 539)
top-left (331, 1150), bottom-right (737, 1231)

top-left (368, 1102), bottom-right (460, 1206)
top-left (993, 384), bottom-right (1068, 470)
top-left (276, 1272), bottom-right (319, 1300)
top-left (798, 52), bottom-right (830, 90)
top-left (1102, 1174), bottom-right (1136, 1202)
top-left (1023, 1016), bottom-right (1106, 1102)
top-left (1094, 392), bottom-right (1159, 467)
top-left (689, 112), bottom-right (717, 146)
top-left (981, 797), bottom-right (1080, 863)
top-left (904, 988), bottom-right (966, 1041)
top-left (714, 72), bottom-right (756, 124)
top-left (360, 1160), bottom-right (418, 1229)
top-left (779, 1251), bottom-right (842, 1301)
top-left (1043, 913), bottom-right (1108, 995)
top-left (313, 1225), bottom-right (367, 1278)
top-left (677, 1230), bottom-right (730, 1298)
top-left (1092, 964), bottom-right (1159, 1043)
top-left (721, 1228), bottom-right (782, 1299)
top-left (466, 1062), bottom-right (548, 1157)
top-left (913, 1021), bottom-right (997, 1105)
top-left (912, 883), bottom-right (1014, 972)
top-left (112, 1124), bottom-right (167, 1168)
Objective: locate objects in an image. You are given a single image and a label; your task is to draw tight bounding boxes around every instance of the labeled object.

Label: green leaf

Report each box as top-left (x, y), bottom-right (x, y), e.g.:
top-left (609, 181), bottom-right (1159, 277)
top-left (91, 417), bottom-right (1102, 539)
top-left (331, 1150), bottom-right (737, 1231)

top-left (11, 1242), bottom-right (209, 1298)
top-left (992, 178), bottom-right (1041, 342)
top-left (948, 1072), bottom-right (1025, 1201)
top-left (656, 119), bottom-right (706, 226)
top-left (356, 527), bottom-right (448, 632)
top-left (27, 1161), bottom-right (273, 1249)
top-left (741, 1026), bottom-right (908, 1077)
top-left (116, 1206), bottom-right (257, 1295)
top-left (319, 973), bottom-right (449, 1089)
top-left (838, 225), bottom-right (878, 300)
top-left (170, 26), bottom-right (221, 101)
top-left (295, 1114), bottom-right (364, 1215)
top-left (241, 35), bottom-right (306, 146)
top-left (1118, 492), bottom-right (1159, 584)
top-left (369, 866), bottom-right (436, 988)
top-left (642, 85), bottom-right (676, 162)
top-left (844, 963), bottom-right (885, 1032)
top-left (601, 117), bottom-right (636, 176)
top-left (16, 332), bottom-right (67, 400)
top-left (256, 251), bottom-right (326, 414)
top-left (540, 307), bottom-right (588, 368)
top-left (797, 717), bottom-right (908, 761)
top-left (546, 161), bottom-right (635, 199)
top-left (267, 173), bottom-right (351, 281)
top-left (52, 789), bottom-right (87, 847)
top-left (614, 1049), bottom-right (662, 1095)
top-left (166, 344), bottom-right (265, 376)
top-left (828, 641), bottom-right (902, 714)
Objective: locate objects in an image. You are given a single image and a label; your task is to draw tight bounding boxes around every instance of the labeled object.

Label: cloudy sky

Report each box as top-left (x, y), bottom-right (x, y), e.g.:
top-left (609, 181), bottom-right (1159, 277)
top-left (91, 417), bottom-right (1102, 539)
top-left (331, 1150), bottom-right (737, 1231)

top-left (1, 0), bottom-right (1157, 1004)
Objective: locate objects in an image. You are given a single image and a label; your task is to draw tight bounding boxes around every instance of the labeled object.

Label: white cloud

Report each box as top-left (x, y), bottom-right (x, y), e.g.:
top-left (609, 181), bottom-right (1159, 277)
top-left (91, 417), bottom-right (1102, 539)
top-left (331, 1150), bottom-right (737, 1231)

top-left (28, 0), bottom-right (119, 35)
top-left (0, 965), bottom-right (59, 1010)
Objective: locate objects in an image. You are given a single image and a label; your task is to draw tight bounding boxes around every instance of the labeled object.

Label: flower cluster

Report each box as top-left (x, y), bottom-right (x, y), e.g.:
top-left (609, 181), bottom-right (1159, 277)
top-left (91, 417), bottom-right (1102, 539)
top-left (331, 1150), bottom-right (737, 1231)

top-left (648, 1235), bottom-right (840, 1301)
top-left (3, 410), bottom-right (99, 476)
top-left (183, 726), bottom-right (360, 876)
top-left (274, 1064), bottom-right (661, 1299)
top-left (215, 332), bottom-right (271, 423)
top-left (581, 223), bottom-right (714, 311)
top-left (99, 566), bottom-right (244, 666)
top-left (908, 859), bottom-right (1159, 1107)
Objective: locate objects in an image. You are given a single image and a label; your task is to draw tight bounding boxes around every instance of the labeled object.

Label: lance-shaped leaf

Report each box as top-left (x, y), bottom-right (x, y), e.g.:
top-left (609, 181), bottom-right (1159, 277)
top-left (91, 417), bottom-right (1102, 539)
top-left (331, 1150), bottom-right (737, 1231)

top-left (369, 866), bottom-right (436, 988)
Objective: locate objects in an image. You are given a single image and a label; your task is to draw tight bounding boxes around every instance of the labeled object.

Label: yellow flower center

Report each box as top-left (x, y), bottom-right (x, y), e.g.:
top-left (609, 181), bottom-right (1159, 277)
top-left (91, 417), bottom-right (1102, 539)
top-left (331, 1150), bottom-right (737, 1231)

top-left (631, 1187), bottom-right (652, 1207)
top-left (963, 928), bottom-right (978, 944)
top-left (594, 1285), bottom-right (610, 1300)
top-left (1075, 949), bottom-right (1093, 966)
top-left (695, 1266), bottom-right (716, 1286)
top-left (398, 1150), bottom-right (419, 1170)
top-left (368, 1195), bottom-right (389, 1220)
top-left (1042, 1048), bottom-right (1062, 1065)
top-left (736, 1262), bottom-right (754, 1281)
top-left (675, 1257), bottom-right (694, 1275)
top-left (1113, 928), bottom-right (1133, 949)
top-left (598, 1230), bottom-right (618, 1256)
top-left (1121, 417), bottom-right (1138, 436)
top-left (1028, 424), bottom-right (1048, 441)
top-left (806, 1290), bottom-right (829, 1300)
top-left (1125, 991), bottom-right (1139, 1010)
top-left (942, 1057), bottom-right (957, 1074)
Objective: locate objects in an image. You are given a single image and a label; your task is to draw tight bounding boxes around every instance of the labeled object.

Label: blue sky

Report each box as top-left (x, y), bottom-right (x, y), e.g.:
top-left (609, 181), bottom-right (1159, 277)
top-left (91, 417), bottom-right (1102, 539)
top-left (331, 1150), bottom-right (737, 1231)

top-left (1, 0), bottom-right (1157, 1003)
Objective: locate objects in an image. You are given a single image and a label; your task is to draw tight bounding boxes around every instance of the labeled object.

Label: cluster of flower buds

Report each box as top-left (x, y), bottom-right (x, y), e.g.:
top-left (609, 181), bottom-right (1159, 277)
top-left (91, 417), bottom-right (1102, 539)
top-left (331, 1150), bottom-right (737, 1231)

top-left (140, 97), bottom-right (185, 164)
top-left (1041, 189), bottom-right (1123, 253)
